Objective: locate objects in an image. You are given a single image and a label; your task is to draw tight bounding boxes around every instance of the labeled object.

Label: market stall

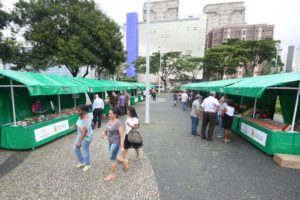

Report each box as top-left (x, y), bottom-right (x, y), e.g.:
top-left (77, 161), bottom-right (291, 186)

top-left (224, 72), bottom-right (300, 155)
top-left (71, 77), bottom-right (116, 115)
top-left (0, 70), bottom-right (89, 149)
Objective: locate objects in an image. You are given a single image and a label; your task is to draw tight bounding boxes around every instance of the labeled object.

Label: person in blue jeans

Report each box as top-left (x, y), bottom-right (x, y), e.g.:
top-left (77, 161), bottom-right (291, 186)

top-left (190, 94), bottom-right (202, 135)
top-left (73, 105), bottom-right (93, 172)
top-left (101, 108), bottom-right (127, 181)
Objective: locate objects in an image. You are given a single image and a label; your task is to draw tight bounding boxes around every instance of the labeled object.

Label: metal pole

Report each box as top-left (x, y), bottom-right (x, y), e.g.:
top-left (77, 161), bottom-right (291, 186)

top-left (253, 97), bottom-right (257, 118)
top-left (58, 95), bottom-right (61, 117)
top-left (240, 96), bottom-right (244, 105)
top-left (145, 0), bottom-right (150, 123)
top-left (158, 47), bottom-right (161, 95)
top-left (10, 79), bottom-right (17, 126)
top-left (74, 98), bottom-right (77, 108)
top-left (291, 81), bottom-right (300, 132)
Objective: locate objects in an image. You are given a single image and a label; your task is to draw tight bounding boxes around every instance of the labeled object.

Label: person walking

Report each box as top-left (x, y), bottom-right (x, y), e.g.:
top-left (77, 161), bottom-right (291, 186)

top-left (223, 99), bottom-right (235, 143)
top-left (118, 106), bottom-right (142, 168)
top-left (190, 94), bottom-right (202, 136)
top-left (101, 108), bottom-right (127, 181)
top-left (73, 105), bottom-right (93, 172)
top-left (118, 92), bottom-right (126, 115)
top-left (181, 90), bottom-right (188, 111)
top-left (216, 96), bottom-right (227, 139)
top-left (200, 91), bottom-right (220, 141)
top-left (92, 94), bottom-right (104, 128)
top-left (173, 92), bottom-right (178, 106)
top-left (124, 91), bottom-right (130, 113)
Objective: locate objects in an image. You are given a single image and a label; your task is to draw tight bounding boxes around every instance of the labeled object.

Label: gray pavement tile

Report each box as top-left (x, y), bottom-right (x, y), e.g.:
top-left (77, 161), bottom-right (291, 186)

top-left (0, 116), bottom-right (160, 200)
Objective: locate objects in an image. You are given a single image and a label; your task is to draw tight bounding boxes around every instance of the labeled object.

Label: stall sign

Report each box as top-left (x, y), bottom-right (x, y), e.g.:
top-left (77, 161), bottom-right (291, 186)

top-left (34, 120), bottom-right (69, 142)
top-left (241, 122), bottom-right (267, 146)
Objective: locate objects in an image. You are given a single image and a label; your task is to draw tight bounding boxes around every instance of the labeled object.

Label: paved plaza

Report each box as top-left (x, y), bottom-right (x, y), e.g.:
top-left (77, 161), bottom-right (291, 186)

top-left (1, 93), bottom-right (300, 200)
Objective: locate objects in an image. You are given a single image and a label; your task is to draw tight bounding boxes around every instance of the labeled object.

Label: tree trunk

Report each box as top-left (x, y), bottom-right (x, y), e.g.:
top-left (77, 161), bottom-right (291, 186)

top-left (82, 66), bottom-right (90, 78)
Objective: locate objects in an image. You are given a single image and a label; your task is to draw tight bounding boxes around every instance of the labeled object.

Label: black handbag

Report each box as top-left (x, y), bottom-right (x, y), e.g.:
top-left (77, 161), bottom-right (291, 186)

top-left (128, 128), bottom-right (143, 144)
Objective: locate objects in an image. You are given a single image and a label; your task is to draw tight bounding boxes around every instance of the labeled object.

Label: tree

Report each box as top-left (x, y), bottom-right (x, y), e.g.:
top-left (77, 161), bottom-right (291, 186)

top-left (135, 51), bottom-right (183, 88)
top-left (177, 55), bottom-right (203, 80)
top-left (203, 45), bottom-right (241, 80)
top-left (11, 0), bottom-right (125, 77)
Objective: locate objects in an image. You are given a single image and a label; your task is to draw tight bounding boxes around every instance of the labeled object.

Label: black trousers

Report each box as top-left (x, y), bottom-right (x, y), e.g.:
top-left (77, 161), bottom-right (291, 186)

top-left (93, 108), bottom-right (102, 128)
top-left (201, 112), bottom-right (216, 140)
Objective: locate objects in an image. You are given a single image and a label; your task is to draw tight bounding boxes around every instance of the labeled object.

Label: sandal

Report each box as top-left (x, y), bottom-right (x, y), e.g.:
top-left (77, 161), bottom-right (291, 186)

top-left (104, 174), bottom-right (115, 181)
top-left (134, 157), bottom-right (140, 161)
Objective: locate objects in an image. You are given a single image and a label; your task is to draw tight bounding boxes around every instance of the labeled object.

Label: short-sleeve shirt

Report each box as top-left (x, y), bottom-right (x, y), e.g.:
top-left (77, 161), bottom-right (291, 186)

top-left (201, 96), bottom-right (220, 113)
top-left (181, 93), bottom-right (188, 102)
top-left (76, 116), bottom-right (93, 141)
top-left (218, 102), bottom-right (228, 115)
top-left (191, 100), bottom-right (201, 117)
top-left (226, 106), bottom-right (235, 117)
top-left (125, 117), bottom-right (139, 134)
top-left (119, 95), bottom-right (126, 106)
top-left (106, 119), bottom-right (122, 144)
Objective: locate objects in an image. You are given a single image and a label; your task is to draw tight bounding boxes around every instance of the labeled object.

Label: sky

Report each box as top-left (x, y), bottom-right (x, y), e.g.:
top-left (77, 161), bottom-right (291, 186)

top-left (4, 0), bottom-right (300, 63)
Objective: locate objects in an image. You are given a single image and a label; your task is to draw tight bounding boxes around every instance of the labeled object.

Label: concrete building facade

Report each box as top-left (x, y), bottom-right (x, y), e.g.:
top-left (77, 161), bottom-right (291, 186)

top-left (207, 24), bottom-right (274, 48)
top-left (143, 0), bottom-right (179, 22)
top-left (286, 45), bottom-right (294, 72)
top-left (294, 46), bottom-right (300, 72)
top-left (203, 2), bottom-right (246, 34)
top-left (123, 15), bottom-right (207, 86)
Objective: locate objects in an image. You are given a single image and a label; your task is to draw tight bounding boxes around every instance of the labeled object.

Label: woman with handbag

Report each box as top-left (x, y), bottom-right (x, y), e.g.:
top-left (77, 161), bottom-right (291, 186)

top-left (119, 106), bottom-right (142, 166)
top-left (101, 108), bottom-right (127, 181)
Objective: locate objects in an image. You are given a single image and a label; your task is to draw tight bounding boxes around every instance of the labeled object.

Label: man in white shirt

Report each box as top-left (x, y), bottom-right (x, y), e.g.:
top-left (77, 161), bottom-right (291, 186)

top-left (200, 91), bottom-right (219, 141)
top-left (92, 94), bottom-right (104, 128)
top-left (181, 91), bottom-right (188, 111)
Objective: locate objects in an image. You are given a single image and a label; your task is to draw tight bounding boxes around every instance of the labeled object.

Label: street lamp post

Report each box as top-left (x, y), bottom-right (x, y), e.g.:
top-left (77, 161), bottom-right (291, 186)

top-left (145, 0), bottom-right (150, 123)
top-left (158, 47), bottom-right (161, 95)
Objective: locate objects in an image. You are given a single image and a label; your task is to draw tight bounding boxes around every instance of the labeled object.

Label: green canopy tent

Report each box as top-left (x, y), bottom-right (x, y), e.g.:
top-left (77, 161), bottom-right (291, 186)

top-left (129, 82), bottom-right (155, 90)
top-left (70, 77), bottom-right (115, 93)
top-left (181, 82), bottom-right (209, 90)
top-left (0, 70), bottom-right (92, 149)
top-left (0, 70), bottom-right (89, 126)
top-left (198, 78), bottom-right (247, 93)
top-left (225, 72), bottom-right (300, 131)
top-left (221, 72), bottom-right (300, 155)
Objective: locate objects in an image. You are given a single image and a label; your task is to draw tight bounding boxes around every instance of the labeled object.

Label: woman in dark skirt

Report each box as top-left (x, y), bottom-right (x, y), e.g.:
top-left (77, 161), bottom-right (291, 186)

top-left (118, 106), bottom-right (142, 169)
top-left (222, 99), bottom-right (235, 143)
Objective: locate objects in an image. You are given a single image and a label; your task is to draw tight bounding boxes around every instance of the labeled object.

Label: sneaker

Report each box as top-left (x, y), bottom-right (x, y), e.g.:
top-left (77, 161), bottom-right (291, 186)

top-left (76, 163), bottom-right (85, 168)
top-left (82, 165), bottom-right (91, 172)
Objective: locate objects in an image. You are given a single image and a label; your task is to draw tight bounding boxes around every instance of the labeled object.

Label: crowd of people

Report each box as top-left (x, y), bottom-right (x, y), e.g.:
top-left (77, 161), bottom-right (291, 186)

top-left (174, 90), bottom-right (235, 143)
top-left (72, 93), bottom-right (142, 182)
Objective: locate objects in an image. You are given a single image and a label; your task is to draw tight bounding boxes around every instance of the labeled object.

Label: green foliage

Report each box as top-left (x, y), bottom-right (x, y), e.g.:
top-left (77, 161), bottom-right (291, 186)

top-left (203, 39), bottom-right (281, 80)
top-left (11, 0), bottom-right (125, 77)
top-left (134, 51), bottom-right (202, 87)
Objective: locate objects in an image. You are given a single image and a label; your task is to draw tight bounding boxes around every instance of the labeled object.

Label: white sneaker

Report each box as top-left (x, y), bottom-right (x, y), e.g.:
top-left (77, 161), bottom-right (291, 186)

top-left (82, 165), bottom-right (91, 172)
top-left (76, 163), bottom-right (85, 168)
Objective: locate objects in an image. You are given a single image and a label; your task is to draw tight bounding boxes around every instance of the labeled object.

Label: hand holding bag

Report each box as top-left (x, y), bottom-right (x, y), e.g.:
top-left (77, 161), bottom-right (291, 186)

top-left (128, 128), bottom-right (143, 144)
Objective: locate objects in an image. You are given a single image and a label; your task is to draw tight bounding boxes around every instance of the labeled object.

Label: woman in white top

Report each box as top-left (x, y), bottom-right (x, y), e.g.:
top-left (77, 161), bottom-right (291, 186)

top-left (118, 106), bottom-right (142, 168)
top-left (222, 99), bottom-right (235, 143)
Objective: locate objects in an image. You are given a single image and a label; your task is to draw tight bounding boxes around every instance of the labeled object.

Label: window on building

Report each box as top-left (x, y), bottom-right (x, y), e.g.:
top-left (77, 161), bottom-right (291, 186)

top-left (242, 30), bottom-right (246, 35)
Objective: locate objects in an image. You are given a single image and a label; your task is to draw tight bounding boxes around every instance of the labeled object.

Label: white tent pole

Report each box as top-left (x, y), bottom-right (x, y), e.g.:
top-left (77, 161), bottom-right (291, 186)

top-left (58, 95), bottom-right (61, 117)
top-left (74, 98), bottom-right (76, 108)
top-left (253, 97), bottom-right (257, 118)
top-left (291, 81), bottom-right (300, 132)
top-left (10, 79), bottom-right (17, 126)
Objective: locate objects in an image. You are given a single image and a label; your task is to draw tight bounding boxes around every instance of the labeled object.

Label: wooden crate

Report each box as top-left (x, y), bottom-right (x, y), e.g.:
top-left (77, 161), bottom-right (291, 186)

top-left (273, 154), bottom-right (300, 169)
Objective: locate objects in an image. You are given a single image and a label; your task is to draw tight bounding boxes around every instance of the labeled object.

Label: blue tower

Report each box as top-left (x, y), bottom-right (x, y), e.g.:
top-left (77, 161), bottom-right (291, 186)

top-left (126, 13), bottom-right (138, 77)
